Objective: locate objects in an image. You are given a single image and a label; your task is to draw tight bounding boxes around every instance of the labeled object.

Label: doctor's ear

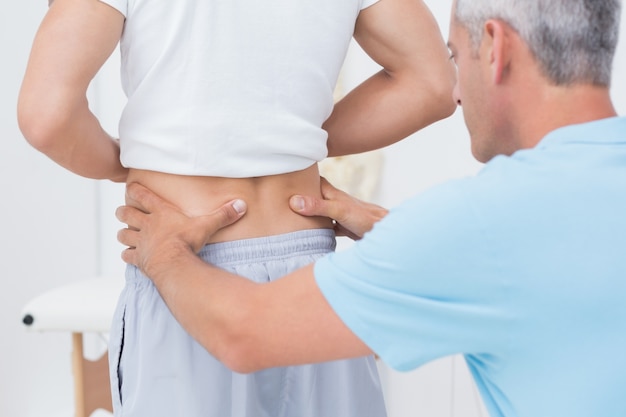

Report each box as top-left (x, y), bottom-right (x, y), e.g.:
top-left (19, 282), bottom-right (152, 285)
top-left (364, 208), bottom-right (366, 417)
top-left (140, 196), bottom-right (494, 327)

top-left (483, 19), bottom-right (511, 84)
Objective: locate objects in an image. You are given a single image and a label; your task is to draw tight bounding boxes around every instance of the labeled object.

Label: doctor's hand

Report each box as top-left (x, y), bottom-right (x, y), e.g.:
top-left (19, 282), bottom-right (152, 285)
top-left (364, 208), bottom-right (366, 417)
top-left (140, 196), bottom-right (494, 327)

top-left (116, 182), bottom-right (247, 277)
top-left (289, 177), bottom-right (388, 240)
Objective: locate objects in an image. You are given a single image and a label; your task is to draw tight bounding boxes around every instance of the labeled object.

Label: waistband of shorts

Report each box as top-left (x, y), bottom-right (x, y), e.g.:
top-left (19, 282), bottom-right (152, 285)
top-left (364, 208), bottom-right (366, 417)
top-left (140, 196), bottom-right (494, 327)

top-left (198, 228), bottom-right (336, 266)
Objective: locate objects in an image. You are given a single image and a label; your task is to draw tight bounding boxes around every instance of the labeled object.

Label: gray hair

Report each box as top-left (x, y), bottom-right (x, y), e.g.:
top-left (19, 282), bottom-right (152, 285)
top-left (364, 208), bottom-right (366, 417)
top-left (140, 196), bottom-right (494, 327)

top-left (454, 0), bottom-right (622, 86)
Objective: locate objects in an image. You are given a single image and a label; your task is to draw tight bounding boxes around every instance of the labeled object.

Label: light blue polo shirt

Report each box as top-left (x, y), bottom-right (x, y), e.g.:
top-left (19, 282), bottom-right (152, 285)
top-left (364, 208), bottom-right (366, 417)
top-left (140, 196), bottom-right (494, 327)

top-left (315, 117), bottom-right (626, 417)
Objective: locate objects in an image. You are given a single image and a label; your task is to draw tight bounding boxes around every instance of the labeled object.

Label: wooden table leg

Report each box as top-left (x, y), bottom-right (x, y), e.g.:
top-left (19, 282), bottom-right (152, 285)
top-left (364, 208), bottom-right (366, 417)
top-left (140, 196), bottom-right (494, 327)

top-left (72, 333), bottom-right (113, 417)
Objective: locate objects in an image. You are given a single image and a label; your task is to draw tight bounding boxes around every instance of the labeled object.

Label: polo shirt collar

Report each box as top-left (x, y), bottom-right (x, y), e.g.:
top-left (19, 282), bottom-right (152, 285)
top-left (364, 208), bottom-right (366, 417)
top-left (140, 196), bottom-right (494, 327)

top-left (537, 116), bottom-right (626, 149)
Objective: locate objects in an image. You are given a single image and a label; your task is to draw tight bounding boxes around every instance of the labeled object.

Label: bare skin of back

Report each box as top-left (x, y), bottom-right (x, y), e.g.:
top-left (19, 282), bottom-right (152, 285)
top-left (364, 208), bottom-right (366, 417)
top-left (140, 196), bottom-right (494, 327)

top-left (127, 164), bottom-right (333, 244)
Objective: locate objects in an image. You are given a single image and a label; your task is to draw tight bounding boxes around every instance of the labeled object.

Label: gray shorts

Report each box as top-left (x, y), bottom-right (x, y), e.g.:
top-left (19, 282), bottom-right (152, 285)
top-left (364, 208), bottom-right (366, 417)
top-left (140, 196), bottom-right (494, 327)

top-left (109, 229), bottom-right (386, 417)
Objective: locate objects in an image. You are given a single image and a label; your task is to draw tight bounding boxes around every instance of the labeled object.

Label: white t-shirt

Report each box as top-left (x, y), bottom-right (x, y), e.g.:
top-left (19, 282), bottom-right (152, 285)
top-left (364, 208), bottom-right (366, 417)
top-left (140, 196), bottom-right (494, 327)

top-left (99, 0), bottom-right (380, 177)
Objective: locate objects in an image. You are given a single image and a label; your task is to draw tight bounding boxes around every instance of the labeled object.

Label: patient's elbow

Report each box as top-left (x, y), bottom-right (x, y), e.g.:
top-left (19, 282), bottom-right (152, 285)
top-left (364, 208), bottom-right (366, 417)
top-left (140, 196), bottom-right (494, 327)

top-left (17, 88), bottom-right (77, 155)
top-left (425, 70), bottom-right (457, 120)
top-left (18, 102), bottom-right (64, 153)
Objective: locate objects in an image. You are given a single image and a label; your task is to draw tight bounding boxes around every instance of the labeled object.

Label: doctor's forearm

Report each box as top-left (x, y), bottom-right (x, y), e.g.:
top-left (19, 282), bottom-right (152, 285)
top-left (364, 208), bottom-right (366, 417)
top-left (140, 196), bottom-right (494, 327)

top-left (146, 244), bottom-right (269, 373)
top-left (147, 246), bottom-right (373, 373)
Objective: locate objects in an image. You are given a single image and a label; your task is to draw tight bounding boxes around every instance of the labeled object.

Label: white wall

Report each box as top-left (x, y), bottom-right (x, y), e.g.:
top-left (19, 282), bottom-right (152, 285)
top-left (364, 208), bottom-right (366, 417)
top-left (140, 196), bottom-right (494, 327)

top-left (0, 4), bottom-right (101, 417)
top-left (1, 1), bottom-right (624, 416)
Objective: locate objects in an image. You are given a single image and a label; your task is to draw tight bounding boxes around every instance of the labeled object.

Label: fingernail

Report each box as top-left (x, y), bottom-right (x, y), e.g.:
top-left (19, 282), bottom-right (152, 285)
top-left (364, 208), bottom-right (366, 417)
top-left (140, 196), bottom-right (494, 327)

top-left (232, 199), bottom-right (247, 214)
top-left (291, 196), bottom-right (305, 211)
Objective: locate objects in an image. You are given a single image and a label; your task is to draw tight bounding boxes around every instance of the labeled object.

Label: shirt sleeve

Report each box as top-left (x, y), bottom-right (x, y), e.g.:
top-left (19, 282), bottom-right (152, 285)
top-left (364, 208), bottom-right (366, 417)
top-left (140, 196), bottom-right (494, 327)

top-left (315, 178), bottom-right (512, 372)
top-left (98, 0), bottom-right (127, 17)
top-left (360, 0), bottom-right (381, 10)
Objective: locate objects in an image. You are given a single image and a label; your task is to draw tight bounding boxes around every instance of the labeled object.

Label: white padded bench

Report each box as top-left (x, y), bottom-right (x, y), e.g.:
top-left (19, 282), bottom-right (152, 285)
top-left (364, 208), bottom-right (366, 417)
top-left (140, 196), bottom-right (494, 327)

top-left (21, 276), bottom-right (124, 417)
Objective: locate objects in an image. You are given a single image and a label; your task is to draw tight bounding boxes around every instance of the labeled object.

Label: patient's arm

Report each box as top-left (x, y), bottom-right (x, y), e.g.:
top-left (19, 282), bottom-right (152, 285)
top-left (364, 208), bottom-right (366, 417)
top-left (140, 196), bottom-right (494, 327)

top-left (324, 0), bottom-right (457, 156)
top-left (18, 0), bottom-right (127, 182)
